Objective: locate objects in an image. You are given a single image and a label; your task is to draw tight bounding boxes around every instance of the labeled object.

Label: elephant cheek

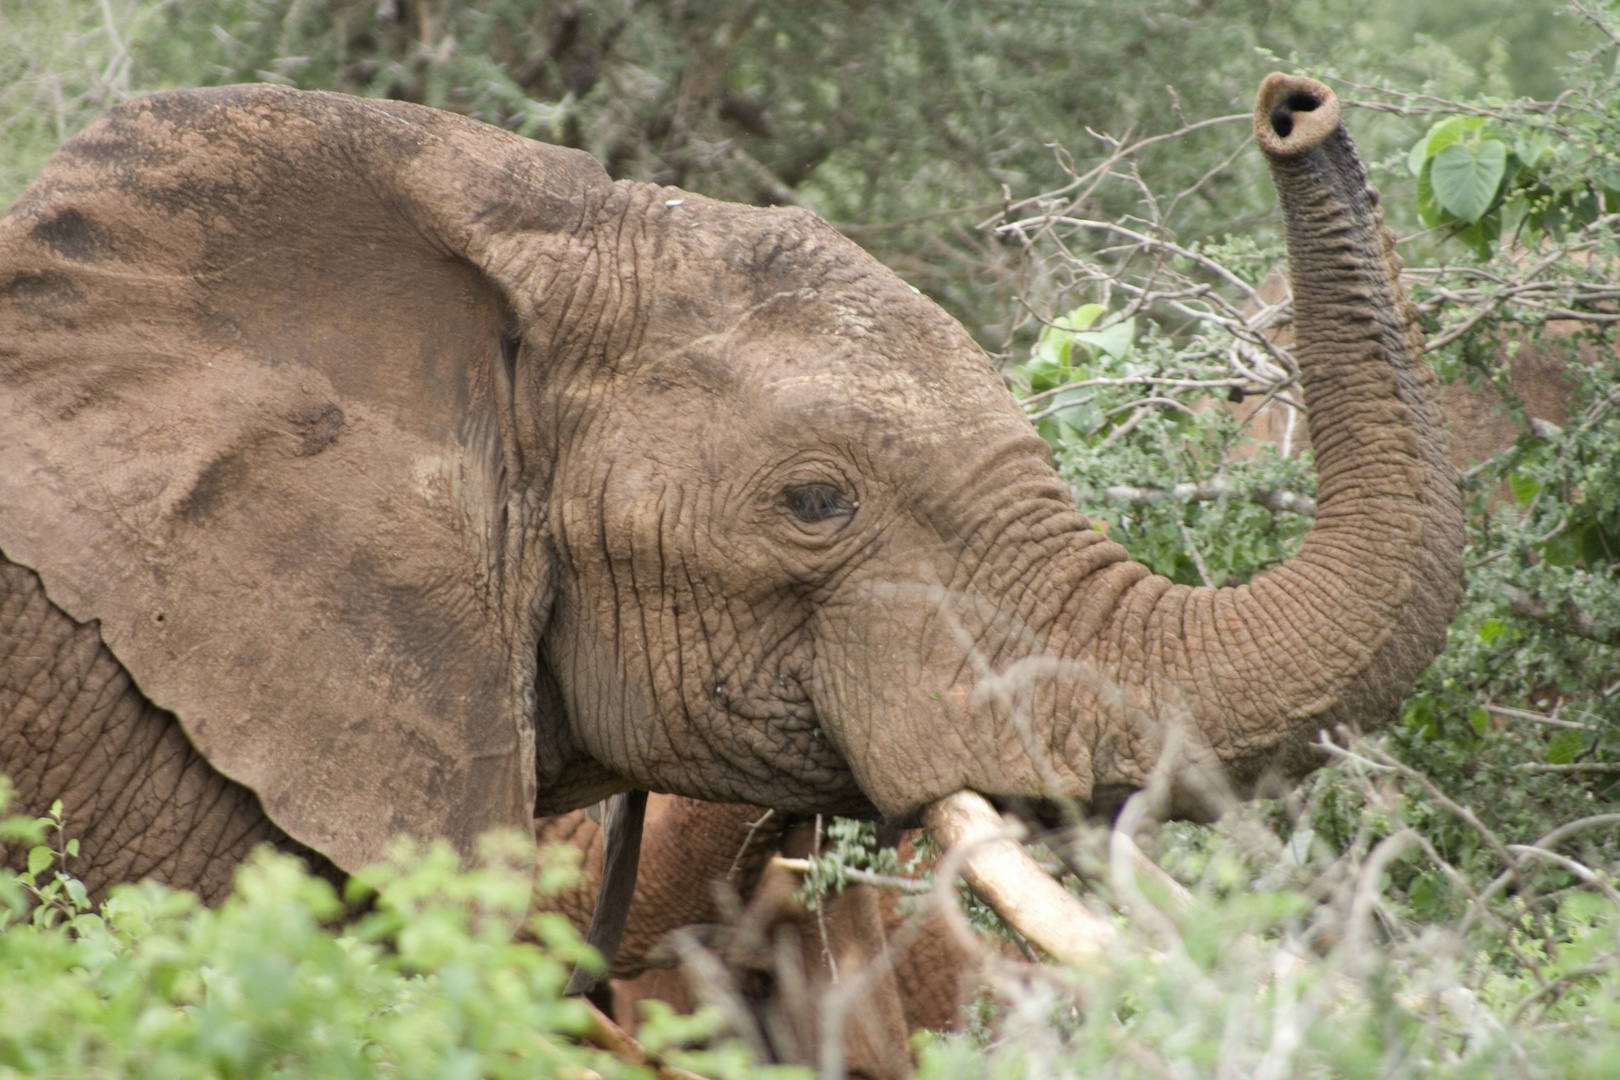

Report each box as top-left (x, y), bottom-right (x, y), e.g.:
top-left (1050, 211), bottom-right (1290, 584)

top-left (816, 642), bottom-right (1095, 817)
top-left (544, 612), bottom-right (659, 779)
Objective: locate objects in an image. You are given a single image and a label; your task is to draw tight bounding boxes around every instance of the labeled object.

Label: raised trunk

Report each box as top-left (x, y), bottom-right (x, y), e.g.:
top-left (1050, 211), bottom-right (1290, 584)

top-left (1054, 76), bottom-right (1464, 812)
top-left (919, 77), bottom-right (1465, 963)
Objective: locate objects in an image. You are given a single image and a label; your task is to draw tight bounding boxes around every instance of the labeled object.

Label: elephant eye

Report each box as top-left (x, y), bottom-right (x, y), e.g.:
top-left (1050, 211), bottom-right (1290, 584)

top-left (784, 483), bottom-right (852, 524)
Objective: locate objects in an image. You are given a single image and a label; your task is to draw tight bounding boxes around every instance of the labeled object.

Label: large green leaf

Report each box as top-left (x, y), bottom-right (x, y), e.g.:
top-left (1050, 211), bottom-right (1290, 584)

top-left (1072, 316), bottom-right (1136, 362)
top-left (1430, 139), bottom-right (1508, 223)
top-left (1407, 115), bottom-right (1486, 177)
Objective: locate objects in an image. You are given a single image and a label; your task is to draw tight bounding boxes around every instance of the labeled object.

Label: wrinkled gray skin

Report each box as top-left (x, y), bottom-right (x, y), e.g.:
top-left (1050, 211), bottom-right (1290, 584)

top-left (0, 76), bottom-right (1463, 904)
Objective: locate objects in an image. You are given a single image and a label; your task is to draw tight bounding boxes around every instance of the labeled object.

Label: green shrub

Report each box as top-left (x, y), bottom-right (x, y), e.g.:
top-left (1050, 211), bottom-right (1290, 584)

top-left (0, 781), bottom-right (816, 1079)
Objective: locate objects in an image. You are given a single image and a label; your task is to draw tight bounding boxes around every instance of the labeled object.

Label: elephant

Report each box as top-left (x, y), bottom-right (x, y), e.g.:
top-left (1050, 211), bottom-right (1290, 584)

top-left (0, 73), bottom-right (1464, 964)
top-left (535, 794), bottom-right (979, 1076)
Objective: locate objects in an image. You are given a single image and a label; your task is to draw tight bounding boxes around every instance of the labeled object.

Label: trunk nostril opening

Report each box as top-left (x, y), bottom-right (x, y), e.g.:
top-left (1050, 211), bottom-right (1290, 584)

top-left (1268, 92), bottom-right (1322, 139)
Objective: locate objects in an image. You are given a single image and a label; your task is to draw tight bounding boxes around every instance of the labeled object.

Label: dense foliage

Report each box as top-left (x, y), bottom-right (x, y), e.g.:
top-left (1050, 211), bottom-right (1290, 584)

top-left (0, 781), bottom-right (794, 1079)
top-left (3, 0), bottom-right (1620, 1076)
top-left (0, 0), bottom-right (1597, 340)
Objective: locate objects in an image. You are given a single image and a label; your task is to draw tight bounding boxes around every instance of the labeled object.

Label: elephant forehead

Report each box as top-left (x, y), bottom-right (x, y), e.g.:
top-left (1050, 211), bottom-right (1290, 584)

top-left (745, 349), bottom-right (1031, 448)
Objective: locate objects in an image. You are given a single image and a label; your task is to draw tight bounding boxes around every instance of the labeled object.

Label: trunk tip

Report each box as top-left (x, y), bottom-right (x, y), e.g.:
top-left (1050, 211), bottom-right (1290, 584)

top-left (1254, 74), bottom-right (1341, 158)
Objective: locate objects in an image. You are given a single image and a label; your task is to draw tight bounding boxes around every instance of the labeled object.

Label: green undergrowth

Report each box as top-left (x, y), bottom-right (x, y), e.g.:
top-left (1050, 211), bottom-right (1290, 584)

top-left (0, 779), bottom-right (799, 1080)
top-left (12, 767), bottom-right (1620, 1079)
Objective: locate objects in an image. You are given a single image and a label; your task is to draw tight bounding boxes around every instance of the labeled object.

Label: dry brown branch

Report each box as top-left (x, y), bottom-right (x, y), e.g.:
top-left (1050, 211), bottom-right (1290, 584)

top-left (1514, 762), bottom-right (1620, 774)
top-left (725, 808), bottom-right (774, 884)
top-left (1325, 735), bottom-right (1583, 986)
top-left (581, 999), bottom-right (713, 1080)
top-left (1461, 814), bottom-right (1620, 936)
top-left (1506, 845), bottom-right (1620, 905)
top-left (1018, 374), bottom-right (1246, 409)
top-left (1485, 703), bottom-right (1597, 731)
top-left (768, 856), bottom-right (932, 894)
top-left (810, 814), bottom-right (837, 982)
top-left (666, 928), bottom-right (772, 1062)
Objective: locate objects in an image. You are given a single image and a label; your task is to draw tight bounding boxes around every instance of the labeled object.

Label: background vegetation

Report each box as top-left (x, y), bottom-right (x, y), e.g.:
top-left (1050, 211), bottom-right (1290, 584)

top-left (3, 0), bottom-right (1619, 1076)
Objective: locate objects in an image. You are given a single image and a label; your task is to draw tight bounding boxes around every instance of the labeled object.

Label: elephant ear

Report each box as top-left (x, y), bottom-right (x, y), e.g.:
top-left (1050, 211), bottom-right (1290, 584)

top-left (0, 86), bottom-right (609, 872)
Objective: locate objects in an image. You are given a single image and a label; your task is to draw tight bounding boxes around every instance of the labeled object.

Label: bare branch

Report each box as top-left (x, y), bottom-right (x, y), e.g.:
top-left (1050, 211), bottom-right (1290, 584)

top-left (1485, 703), bottom-right (1597, 732)
top-left (1101, 474), bottom-right (1317, 517)
top-left (1513, 763), bottom-right (1620, 774)
top-left (769, 856), bottom-right (933, 894)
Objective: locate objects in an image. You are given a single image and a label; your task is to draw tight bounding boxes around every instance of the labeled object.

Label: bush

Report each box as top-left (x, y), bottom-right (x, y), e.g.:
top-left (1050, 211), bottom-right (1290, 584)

top-left (0, 779), bottom-right (816, 1079)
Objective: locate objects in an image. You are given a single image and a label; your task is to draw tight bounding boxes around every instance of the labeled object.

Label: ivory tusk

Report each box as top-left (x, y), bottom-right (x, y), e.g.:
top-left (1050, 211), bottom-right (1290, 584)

top-left (922, 790), bottom-right (1115, 965)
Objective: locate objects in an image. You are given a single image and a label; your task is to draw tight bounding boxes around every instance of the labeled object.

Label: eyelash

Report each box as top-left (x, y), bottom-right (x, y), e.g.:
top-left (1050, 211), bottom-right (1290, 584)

top-left (784, 484), bottom-right (852, 524)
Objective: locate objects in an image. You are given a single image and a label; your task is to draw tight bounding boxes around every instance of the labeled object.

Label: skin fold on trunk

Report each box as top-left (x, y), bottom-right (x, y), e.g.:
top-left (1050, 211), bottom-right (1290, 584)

top-left (923, 76), bottom-right (1465, 950)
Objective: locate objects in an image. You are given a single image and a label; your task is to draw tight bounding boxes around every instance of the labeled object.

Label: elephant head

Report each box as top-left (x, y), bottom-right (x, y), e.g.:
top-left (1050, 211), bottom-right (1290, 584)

top-left (0, 77), bottom-right (1463, 908)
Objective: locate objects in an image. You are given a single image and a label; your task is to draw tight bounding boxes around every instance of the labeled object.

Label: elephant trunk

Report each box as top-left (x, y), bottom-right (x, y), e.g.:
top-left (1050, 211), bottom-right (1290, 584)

top-left (921, 75), bottom-right (1464, 960)
top-left (1054, 75), bottom-right (1464, 810)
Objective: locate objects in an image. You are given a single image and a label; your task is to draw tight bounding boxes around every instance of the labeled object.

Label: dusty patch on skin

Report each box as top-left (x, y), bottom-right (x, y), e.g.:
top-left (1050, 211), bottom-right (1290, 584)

top-left (408, 452), bottom-right (457, 509)
top-left (1, 269), bottom-right (83, 312)
top-left (175, 447), bottom-right (248, 525)
top-left (292, 403), bottom-right (344, 456)
top-left (28, 209), bottom-right (118, 262)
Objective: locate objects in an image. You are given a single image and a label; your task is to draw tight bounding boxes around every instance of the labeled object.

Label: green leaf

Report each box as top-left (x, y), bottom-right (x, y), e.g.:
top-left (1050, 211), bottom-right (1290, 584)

top-left (1411, 115), bottom-right (1485, 178)
top-left (1072, 316), bottom-right (1135, 362)
top-left (1062, 303), bottom-right (1106, 331)
top-left (1016, 353), bottom-right (1067, 394)
top-left (1469, 706), bottom-right (1490, 736)
top-left (1031, 325), bottom-right (1072, 370)
top-left (1514, 131), bottom-right (1556, 169)
top-left (1581, 522), bottom-right (1618, 569)
top-left (1546, 729), bottom-right (1584, 765)
top-left (0, 815), bottom-right (45, 845)
top-left (1500, 190), bottom-right (1532, 239)
top-left (1415, 160), bottom-right (1445, 228)
top-left (1286, 828), bottom-right (1316, 866)
top-left (1412, 119), bottom-right (1452, 172)
top-left (1043, 388), bottom-right (1099, 432)
top-left (1539, 528), bottom-right (1584, 567)
top-left (1508, 471), bottom-right (1541, 507)
top-left (1035, 303), bottom-right (1105, 364)
top-left (1430, 139), bottom-right (1507, 223)
top-left (1407, 135), bottom-right (1430, 179)
top-left (27, 845), bottom-right (53, 877)
top-left (1476, 619), bottom-right (1506, 644)
top-left (1403, 694), bottom-right (1439, 738)
top-left (1452, 213), bottom-right (1501, 261)
top-left (1409, 872), bottom-right (1442, 918)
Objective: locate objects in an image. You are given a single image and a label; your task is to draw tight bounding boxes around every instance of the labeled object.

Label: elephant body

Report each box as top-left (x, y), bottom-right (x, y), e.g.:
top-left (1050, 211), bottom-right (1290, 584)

top-left (0, 554), bottom-right (329, 901)
top-left (1, 77), bottom-right (1463, 960)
